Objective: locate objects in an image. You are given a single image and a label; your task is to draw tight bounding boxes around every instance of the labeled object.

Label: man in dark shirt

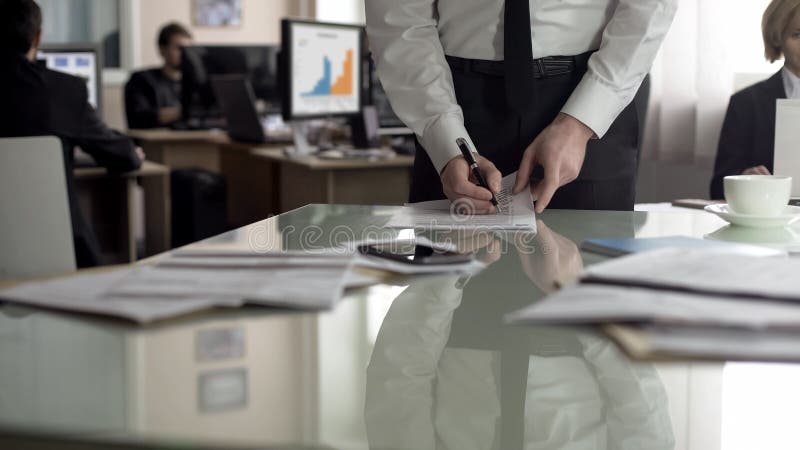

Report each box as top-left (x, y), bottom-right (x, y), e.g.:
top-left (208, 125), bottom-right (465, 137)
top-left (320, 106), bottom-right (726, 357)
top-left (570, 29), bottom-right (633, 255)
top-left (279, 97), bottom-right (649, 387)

top-left (125, 23), bottom-right (193, 129)
top-left (0, 0), bottom-right (143, 268)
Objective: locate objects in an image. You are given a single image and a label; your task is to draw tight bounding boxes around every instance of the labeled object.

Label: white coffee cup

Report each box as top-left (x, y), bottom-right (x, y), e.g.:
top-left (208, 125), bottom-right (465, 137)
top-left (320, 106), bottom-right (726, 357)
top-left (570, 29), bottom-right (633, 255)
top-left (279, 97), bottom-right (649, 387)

top-left (724, 175), bottom-right (792, 216)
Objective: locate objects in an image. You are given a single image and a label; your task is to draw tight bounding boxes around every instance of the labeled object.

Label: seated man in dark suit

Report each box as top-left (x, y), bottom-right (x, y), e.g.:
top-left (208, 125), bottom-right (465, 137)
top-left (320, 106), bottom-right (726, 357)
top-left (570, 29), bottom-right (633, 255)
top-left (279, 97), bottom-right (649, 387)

top-left (125, 23), bottom-right (193, 129)
top-left (0, 0), bottom-right (143, 268)
top-left (710, 0), bottom-right (800, 199)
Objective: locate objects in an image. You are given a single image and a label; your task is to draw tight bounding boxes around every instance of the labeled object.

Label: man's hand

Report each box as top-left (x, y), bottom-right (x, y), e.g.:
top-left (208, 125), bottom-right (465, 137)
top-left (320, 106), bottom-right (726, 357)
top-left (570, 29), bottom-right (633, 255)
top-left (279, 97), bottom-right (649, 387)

top-left (135, 147), bottom-right (146, 162)
top-left (513, 113), bottom-right (594, 213)
top-left (441, 154), bottom-right (502, 215)
top-left (516, 220), bottom-right (583, 293)
top-left (742, 165), bottom-right (771, 176)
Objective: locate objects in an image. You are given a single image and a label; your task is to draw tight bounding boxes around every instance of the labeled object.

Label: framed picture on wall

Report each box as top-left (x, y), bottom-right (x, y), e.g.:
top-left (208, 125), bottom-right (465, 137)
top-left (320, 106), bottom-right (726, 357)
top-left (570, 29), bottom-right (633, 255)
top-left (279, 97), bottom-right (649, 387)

top-left (193, 0), bottom-right (242, 27)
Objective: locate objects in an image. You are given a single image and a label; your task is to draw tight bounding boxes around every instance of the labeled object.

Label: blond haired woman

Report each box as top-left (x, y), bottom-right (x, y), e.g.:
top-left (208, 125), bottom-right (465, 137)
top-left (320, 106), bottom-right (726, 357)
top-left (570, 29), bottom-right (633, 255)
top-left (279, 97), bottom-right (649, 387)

top-left (711, 0), bottom-right (800, 199)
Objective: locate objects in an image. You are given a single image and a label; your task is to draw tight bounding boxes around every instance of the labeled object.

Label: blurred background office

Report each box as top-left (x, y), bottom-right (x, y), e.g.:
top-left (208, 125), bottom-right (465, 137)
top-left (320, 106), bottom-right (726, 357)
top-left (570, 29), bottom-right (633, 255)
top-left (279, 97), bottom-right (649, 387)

top-left (35, 0), bottom-right (790, 197)
top-left (4, 0), bottom-right (798, 268)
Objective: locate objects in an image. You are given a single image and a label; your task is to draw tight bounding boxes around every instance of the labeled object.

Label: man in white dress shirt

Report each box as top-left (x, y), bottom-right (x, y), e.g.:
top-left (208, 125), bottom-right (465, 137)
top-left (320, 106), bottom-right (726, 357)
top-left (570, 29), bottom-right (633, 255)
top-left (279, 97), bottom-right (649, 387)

top-left (366, 0), bottom-right (677, 212)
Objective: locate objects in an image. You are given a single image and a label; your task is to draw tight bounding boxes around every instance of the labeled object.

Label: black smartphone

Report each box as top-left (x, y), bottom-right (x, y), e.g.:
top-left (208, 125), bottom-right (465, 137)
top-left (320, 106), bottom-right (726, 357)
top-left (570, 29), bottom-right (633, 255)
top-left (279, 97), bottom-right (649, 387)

top-left (358, 242), bottom-right (473, 265)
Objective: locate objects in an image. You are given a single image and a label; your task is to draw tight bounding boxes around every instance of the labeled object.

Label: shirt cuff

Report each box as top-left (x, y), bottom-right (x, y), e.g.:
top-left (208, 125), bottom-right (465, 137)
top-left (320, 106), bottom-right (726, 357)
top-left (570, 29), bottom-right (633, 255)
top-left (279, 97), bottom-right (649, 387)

top-left (560, 73), bottom-right (627, 139)
top-left (418, 114), bottom-right (475, 174)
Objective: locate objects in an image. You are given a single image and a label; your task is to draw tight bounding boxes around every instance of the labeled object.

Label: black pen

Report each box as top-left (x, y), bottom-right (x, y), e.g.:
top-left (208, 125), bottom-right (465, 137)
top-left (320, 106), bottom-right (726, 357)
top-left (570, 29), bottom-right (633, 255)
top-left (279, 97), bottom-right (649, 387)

top-left (456, 138), bottom-right (499, 212)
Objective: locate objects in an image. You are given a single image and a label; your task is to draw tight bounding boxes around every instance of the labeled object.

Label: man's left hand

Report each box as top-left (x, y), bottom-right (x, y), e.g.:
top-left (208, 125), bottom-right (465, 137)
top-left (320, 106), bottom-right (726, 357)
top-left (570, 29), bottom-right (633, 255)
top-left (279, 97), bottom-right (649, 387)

top-left (513, 113), bottom-right (594, 213)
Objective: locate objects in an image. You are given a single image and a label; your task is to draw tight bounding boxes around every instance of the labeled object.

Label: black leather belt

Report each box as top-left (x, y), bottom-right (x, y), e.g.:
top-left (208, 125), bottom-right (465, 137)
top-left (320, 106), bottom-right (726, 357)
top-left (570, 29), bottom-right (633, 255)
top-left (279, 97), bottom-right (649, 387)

top-left (446, 51), bottom-right (594, 79)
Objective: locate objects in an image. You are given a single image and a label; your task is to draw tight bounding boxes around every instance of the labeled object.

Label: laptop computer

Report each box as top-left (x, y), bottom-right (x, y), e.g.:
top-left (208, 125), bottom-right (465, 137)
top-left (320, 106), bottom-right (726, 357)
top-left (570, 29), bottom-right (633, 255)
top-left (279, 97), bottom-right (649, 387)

top-left (211, 75), bottom-right (291, 144)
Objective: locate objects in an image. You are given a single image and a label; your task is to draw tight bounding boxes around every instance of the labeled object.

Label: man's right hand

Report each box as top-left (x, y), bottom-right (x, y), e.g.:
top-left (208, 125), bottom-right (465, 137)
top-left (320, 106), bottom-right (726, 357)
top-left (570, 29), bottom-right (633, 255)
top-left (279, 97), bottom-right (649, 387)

top-left (440, 154), bottom-right (502, 215)
top-left (742, 165), bottom-right (771, 175)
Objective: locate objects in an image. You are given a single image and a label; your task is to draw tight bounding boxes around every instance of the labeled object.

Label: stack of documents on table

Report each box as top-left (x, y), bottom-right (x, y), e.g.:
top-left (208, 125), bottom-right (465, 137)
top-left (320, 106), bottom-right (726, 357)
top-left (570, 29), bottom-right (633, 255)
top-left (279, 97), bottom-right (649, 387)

top-left (0, 239), bottom-right (485, 324)
top-left (604, 323), bottom-right (800, 362)
top-left (506, 248), bottom-right (800, 361)
top-left (0, 252), bottom-right (357, 323)
top-left (386, 172), bottom-right (537, 231)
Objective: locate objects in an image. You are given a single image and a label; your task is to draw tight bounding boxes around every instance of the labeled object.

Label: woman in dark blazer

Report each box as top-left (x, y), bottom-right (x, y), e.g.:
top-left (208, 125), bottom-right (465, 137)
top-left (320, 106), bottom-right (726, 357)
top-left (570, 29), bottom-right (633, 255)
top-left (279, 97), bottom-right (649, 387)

top-left (710, 0), bottom-right (800, 199)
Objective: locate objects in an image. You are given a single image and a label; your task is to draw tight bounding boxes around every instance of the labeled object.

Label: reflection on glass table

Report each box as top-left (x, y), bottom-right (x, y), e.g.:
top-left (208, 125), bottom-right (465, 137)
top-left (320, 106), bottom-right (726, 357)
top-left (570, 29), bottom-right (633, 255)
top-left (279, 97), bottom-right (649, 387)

top-left (6, 206), bottom-right (800, 449)
top-left (366, 274), bottom-right (674, 449)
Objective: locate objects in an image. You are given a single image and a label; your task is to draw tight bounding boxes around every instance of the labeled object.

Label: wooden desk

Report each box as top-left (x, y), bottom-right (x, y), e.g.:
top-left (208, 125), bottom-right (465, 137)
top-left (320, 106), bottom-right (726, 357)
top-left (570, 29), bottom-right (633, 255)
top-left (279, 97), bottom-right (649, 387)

top-left (221, 142), bottom-right (414, 218)
top-left (127, 129), bottom-right (229, 173)
top-left (125, 129), bottom-right (414, 227)
top-left (254, 148), bottom-right (414, 212)
top-left (75, 161), bottom-right (171, 264)
top-left (127, 129), bottom-right (265, 228)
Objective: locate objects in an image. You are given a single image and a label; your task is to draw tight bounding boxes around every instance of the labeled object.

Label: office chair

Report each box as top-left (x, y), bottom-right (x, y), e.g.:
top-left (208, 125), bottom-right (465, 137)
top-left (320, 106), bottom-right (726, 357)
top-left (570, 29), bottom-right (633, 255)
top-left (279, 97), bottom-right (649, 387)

top-left (0, 136), bottom-right (76, 280)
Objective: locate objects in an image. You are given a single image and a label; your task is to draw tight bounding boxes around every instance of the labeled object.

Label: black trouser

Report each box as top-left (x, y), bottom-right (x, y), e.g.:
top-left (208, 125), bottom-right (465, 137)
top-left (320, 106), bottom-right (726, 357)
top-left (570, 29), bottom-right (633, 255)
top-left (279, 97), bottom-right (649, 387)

top-left (409, 53), bottom-right (647, 211)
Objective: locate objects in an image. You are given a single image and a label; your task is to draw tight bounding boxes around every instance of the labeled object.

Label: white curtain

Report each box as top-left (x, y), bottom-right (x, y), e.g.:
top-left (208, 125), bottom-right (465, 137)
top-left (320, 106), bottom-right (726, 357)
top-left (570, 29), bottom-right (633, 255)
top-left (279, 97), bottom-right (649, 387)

top-left (643, 0), bottom-right (782, 166)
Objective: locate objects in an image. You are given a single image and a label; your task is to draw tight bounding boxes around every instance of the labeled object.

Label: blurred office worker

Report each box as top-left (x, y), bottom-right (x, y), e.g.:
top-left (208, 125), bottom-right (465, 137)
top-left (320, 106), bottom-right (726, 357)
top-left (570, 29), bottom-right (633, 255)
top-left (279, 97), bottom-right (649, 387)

top-left (366, 0), bottom-right (677, 213)
top-left (710, 0), bottom-right (800, 199)
top-left (125, 23), bottom-right (193, 129)
top-left (0, 0), bottom-right (143, 267)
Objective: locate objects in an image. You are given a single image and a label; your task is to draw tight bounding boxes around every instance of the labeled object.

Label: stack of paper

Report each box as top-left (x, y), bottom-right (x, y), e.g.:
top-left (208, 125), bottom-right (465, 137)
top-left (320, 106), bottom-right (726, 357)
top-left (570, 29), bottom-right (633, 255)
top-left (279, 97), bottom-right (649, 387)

top-left (0, 238), bottom-right (487, 324)
top-left (0, 253), bottom-right (356, 323)
top-left (386, 172), bottom-right (537, 231)
top-left (506, 248), bottom-right (800, 361)
top-left (604, 324), bottom-right (800, 363)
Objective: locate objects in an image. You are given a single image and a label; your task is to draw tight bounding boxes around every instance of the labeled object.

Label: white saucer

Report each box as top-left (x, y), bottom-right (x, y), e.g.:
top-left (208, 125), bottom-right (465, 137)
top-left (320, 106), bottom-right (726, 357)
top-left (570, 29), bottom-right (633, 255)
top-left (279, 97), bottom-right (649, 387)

top-left (705, 224), bottom-right (800, 244)
top-left (704, 204), bottom-right (800, 228)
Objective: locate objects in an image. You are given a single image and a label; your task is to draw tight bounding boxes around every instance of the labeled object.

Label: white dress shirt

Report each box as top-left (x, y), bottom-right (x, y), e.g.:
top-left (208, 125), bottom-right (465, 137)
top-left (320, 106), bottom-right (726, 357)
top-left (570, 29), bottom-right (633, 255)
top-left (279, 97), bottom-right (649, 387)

top-left (783, 67), bottom-right (800, 99)
top-left (365, 0), bottom-right (678, 173)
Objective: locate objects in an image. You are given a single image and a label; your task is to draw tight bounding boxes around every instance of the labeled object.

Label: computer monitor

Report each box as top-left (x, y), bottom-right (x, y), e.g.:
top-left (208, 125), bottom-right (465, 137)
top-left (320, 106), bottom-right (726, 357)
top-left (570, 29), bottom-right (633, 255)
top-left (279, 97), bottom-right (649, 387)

top-left (181, 45), bottom-right (280, 124)
top-left (280, 19), bottom-right (364, 121)
top-left (367, 56), bottom-right (410, 133)
top-left (36, 44), bottom-right (102, 115)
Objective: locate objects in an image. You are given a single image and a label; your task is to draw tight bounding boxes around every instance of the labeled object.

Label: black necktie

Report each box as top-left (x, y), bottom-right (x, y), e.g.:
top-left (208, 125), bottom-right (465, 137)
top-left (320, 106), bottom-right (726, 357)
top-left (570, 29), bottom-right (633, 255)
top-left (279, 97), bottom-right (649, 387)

top-left (504, 0), bottom-right (535, 112)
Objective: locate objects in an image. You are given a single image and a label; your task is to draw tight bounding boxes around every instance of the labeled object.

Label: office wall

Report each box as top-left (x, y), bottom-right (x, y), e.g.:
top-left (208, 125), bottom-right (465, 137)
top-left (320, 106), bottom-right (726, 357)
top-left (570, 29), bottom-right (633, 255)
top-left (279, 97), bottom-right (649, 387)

top-left (103, 0), bottom-right (308, 128)
top-left (316, 0), bottom-right (363, 23)
top-left (137, 0), bottom-right (299, 67)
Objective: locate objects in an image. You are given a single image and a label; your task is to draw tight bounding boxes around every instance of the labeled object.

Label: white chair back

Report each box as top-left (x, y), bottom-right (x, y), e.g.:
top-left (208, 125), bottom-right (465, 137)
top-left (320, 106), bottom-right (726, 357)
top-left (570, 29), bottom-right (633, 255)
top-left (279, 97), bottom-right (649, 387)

top-left (0, 136), bottom-right (76, 280)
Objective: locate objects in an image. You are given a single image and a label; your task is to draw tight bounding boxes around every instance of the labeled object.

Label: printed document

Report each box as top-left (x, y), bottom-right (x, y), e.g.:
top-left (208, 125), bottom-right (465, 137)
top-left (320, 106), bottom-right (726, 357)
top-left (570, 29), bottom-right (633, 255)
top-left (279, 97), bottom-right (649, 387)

top-left (386, 172), bottom-right (536, 231)
top-left (506, 248), bottom-right (800, 328)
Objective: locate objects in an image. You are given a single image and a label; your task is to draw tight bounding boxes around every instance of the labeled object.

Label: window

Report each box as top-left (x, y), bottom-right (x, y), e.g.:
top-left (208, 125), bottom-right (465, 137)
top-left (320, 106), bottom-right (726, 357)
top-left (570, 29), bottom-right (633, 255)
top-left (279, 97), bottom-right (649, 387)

top-left (38, 0), bottom-right (122, 68)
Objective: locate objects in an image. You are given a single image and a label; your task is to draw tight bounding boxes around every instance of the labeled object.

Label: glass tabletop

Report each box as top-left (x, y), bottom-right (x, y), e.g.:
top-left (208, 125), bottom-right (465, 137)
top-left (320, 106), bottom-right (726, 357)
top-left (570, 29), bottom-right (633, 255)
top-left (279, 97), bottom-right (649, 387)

top-left (1, 205), bottom-right (798, 449)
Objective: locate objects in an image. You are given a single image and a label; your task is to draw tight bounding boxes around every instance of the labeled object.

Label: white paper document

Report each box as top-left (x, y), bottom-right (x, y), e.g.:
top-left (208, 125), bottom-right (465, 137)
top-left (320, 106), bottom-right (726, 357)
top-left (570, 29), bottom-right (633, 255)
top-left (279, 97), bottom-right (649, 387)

top-left (582, 248), bottom-right (798, 301)
top-left (506, 285), bottom-right (800, 329)
top-left (0, 270), bottom-right (220, 324)
top-left (506, 248), bottom-right (800, 329)
top-left (607, 323), bottom-right (800, 362)
top-left (107, 265), bottom-right (352, 309)
top-left (174, 239), bottom-right (484, 276)
top-left (0, 254), bottom-right (355, 323)
top-left (0, 237), bottom-right (488, 323)
top-left (386, 172), bottom-right (537, 231)
top-left (774, 99), bottom-right (800, 197)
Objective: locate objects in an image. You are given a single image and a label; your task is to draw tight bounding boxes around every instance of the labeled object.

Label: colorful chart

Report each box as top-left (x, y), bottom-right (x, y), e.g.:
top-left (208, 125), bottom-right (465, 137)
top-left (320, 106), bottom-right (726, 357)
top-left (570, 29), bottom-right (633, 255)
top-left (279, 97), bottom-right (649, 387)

top-left (291, 23), bottom-right (360, 116)
top-left (303, 49), bottom-right (354, 97)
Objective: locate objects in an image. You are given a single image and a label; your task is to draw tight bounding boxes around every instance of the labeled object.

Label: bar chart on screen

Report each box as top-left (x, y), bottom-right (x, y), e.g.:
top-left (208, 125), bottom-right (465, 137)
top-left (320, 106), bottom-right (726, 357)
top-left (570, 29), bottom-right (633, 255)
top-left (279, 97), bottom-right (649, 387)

top-left (291, 23), bottom-right (360, 116)
top-left (303, 49), bottom-right (354, 96)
